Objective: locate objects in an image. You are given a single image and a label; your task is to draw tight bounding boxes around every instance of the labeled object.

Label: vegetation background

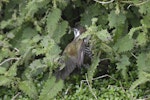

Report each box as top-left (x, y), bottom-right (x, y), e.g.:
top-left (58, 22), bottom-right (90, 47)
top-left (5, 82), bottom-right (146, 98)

top-left (0, 0), bottom-right (150, 99)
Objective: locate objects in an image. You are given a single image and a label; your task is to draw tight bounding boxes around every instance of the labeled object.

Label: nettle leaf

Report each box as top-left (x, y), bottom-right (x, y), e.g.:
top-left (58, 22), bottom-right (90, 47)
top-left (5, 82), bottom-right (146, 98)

top-left (41, 37), bottom-right (61, 59)
top-left (136, 32), bottom-right (147, 46)
top-left (108, 10), bottom-right (126, 28)
top-left (25, 0), bottom-right (50, 18)
top-left (11, 27), bottom-right (37, 54)
top-left (130, 71), bottom-right (150, 90)
top-left (47, 8), bottom-right (61, 36)
top-left (141, 14), bottom-right (150, 27)
top-left (87, 54), bottom-right (100, 83)
top-left (138, 1), bottom-right (150, 14)
top-left (128, 26), bottom-right (142, 38)
top-left (0, 67), bottom-right (7, 74)
top-left (116, 55), bottom-right (130, 79)
top-left (5, 60), bottom-right (19, 77)
top-left (136, 53), bottom-right (150, 72)
top-left (96, 29), bottom-right (112, 42)
top-left (52, 21), bottom-right (68, 43)
top-left (113, 35), bottom-right (134, 53)
top-left (130, 53), bottom-right (150, 90)
top-left (19, 80), bottom-right (38, 99)
top-left (39, 76), bottom-right (64, 100)
top-left (24, 60), bottom-right (47, 78)
top-left (81, 4), bottom-right (101, 25)
top-left (0, 76), bottom-right (13, 86)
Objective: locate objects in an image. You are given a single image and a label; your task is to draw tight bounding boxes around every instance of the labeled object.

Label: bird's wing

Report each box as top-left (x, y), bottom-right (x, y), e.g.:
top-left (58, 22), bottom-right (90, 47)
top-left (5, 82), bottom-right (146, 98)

top-left (55, 58), bottom-right (76, 80)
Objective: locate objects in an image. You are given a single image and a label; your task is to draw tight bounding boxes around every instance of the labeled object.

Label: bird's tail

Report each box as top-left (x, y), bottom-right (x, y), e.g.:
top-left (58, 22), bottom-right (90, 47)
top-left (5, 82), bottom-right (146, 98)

top-left (54, 59), bottom-right (77, 80)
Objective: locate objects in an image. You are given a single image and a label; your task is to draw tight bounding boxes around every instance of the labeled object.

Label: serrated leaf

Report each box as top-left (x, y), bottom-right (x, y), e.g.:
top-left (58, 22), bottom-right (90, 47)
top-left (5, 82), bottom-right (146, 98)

top-left (114, 35), bottom-right (134, 53)
top-left (87, 55), bottom-right (100, 83)
top-left (39, 76), bottom-right (64, 100)
top-left (0, 67), bottom-right (7, 74)
top-left (96, 29), bottom-right (112, 42)
top-left (138, 1), bottom-right (150, 14)
top-left (136, 32), bottom-right (147, 46)
top-left (137, 53), bottom-right (150, 72)
top-left (19, 80), bottom-right (38, 99)
top-left (128, 27), bottom-right (142, 38)
top-left (141, 14), bottom-right (150, 27)
top-left (130, 53), bottom-right (150, 90)
top-left (0, 76), bottom-right (12, 86)
top-left (116, 55), bottom-right (130, 79)
top-left (10, 27), bottom-right (37, 54)
top-left (81, 4), bottom-right (101, 25)
top-left (130, 71), bottom-right (150, 90)
top-left (108, 11), bottom-right (126, 28)
top-left (5, 60), bottom-right (19, 77)
top-left (28, 60), bottom-right (47, 78)
top-left (47, 8), bottom-right (61, 36)
top-left (52, 21), bottom-right (68, 43)
top-left (25, 0), bottom-right (50, 18)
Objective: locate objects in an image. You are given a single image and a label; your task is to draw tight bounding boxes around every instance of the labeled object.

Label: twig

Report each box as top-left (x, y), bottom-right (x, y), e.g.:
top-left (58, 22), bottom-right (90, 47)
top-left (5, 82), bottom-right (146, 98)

top-left (92, 74), bottom-right (117, 81)
top-left (80, 74), bottom-right (125, 92)
top-left (127, 0), bottom-right (150, 9)
top-left (0, 57), bottom-right (20, 66)
top-left (93, 0), bottom-right (114, 4)
top-left (131, 53), bottom-right (137, 59)
top-left (85, 74), bottom-right (98, 100)
top-left (11, 92), bottom-right (21, 100)
top-left (135, 0), bottom-right (150, 6)
top-left (14, 48), bottom-right (19, 52)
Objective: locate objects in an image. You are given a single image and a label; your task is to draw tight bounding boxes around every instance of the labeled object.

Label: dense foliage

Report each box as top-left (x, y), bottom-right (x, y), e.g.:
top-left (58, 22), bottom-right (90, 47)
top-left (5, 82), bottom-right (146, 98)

top-left (0, 0), bottom-right (150, 99)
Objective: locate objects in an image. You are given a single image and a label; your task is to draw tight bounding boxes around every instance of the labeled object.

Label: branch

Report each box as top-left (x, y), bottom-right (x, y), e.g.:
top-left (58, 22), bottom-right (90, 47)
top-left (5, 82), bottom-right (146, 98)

top-left (85, 74), bottom-right (98, 100)
top-left (127, 0), bottom-right (150, 9)
top-left (80, 74), bottom-right (125, 92)
top-left (0, 57), bottom-right (20, 66)
top-left (11, 92), bottom-right (21, 100)
top-left (93, 0), bottom-right (114, 4)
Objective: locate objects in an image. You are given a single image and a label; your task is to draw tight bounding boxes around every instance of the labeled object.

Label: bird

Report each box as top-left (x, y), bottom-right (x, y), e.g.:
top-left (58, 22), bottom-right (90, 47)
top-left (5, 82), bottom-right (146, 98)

top-left (55, 25), bottom-right (88, 80)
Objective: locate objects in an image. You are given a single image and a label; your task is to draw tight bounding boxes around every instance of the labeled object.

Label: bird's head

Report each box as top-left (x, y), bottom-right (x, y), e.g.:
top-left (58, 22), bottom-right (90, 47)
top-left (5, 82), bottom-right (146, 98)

top-left (73, 26), bottom-right (86, 39)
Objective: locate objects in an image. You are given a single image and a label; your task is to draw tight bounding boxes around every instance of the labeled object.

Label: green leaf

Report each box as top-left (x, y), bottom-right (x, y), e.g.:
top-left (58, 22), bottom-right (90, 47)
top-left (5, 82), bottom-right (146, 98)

top-left (19, 80), bottom-right (38, 99)
top-left (39, 76), bottom-right (64, 100)
top-left (87, 54), bottom-right (100, 83)
top-left (130, 71), bottom-right (150, 90)
top-left (80, 4), bottom-right (101, 26)
top-left (52, 21), bottom-right (68, 43)
top-left (25, 0), bottom-right (50, 18)
top-left (138, 1), bottom-right (150, 14)
top-left (25, 60), bottom-right (47, 78)
top-left (141, 14), bottom-right (150, 27)
top-left (114, 35), bottom-right (134, 53)
top-left (0, 76), bottom-right (12, 86)
top-left (136, 32), bottom-right (147, 46)
top-left (0, 67), bottom-right (7, 74)
top-left (108, 10), bottom-right (126, 28)
top-left (5, 60), bottom-right (19, 77)
top-left (96, 29), bottom-right (112, 42)
top-left (116, 55), bottom-right (130, 79)
top-left (136, 53), bottom-right (150, 72)
top-left (47, 8), bottom-right (61, 36)
top-left (130, 53), bottom-right (150, 90)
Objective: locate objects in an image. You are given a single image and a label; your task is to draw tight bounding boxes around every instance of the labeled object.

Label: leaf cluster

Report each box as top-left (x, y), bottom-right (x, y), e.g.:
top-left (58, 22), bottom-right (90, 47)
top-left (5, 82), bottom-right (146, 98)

top-left (0, 0), bottom-right (150, 99)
